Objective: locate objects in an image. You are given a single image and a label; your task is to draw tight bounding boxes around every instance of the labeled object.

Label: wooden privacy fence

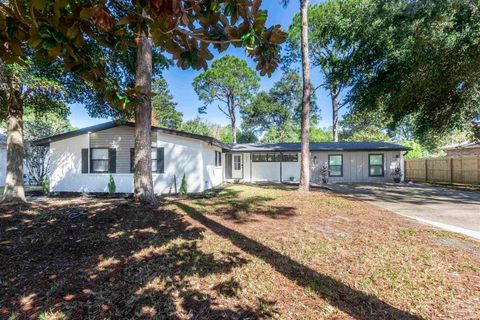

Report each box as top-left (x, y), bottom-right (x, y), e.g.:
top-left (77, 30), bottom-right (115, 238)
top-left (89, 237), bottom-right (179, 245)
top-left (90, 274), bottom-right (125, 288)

top-left (405, 155), bottom-right (480, 185)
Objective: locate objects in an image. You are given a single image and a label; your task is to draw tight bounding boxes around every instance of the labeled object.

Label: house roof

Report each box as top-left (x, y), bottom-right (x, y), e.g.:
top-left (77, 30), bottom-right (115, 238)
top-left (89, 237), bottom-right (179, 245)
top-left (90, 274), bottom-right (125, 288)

top-left (33, 121), bottom-right (228, 149)
top-left (33, 121), bottom-right (410, 152)
top-left (442, 142), bottom-right (480, 150)
top-left (226, 141), bottom-right (411, 152)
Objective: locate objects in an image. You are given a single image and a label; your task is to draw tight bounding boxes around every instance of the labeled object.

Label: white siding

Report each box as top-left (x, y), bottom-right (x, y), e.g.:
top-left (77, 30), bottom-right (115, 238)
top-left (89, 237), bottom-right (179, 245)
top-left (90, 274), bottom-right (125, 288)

top-left (0, 145), bottom-right (6, 186)
top-left (251, 162), bottom-right (281, 181)
top-left (49, 128), bottom-right (223, 194)
top-left (50, 133), bottom-right (90, 192)
top-left (281, 159), bottom-right (300, 181)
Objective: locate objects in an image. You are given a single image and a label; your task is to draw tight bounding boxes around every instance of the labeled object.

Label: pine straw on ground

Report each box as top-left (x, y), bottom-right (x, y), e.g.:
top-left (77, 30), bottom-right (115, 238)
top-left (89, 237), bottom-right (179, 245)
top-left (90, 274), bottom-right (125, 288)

top-left (1, 184), bottom-right (479, 320)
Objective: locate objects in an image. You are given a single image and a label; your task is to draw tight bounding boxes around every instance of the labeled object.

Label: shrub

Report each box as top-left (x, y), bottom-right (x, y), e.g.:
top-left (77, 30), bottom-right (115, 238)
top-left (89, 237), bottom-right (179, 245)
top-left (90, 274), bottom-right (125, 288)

top-left (42, 177), bottom-right (50, 195)
top-left (179, 174), bottom-right (187, 195)
top-left (108, 174), bottom-right (116, 194)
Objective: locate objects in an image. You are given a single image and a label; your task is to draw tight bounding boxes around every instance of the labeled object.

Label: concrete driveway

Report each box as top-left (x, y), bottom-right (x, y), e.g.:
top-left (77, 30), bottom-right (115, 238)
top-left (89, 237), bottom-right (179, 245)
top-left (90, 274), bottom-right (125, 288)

top-left (327, 183), bottom-right (480, 240)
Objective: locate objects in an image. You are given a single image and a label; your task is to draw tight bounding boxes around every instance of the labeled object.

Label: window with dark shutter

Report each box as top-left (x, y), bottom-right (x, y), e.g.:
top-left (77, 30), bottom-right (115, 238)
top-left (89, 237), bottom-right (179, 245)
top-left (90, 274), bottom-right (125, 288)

top-left (130, 148), bottom-right (135, 173)
top-left (81, 149), bottom-right (89, 173)
top-left (108, 148), bottom-right (116, 173)
top-left (219, 152), bottom-right (222, 166)
top-left (157, 147), bottom-right (164, 173)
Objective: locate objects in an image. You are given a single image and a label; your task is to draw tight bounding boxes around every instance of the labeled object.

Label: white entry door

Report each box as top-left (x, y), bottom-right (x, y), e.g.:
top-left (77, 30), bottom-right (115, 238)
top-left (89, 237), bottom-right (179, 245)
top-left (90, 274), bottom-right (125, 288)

top-left (232, 154), bottom-right (243, 179)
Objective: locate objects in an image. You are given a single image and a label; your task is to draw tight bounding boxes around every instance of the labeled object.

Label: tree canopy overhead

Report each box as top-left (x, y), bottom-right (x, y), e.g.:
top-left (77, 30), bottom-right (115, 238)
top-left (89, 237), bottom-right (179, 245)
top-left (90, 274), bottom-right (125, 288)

top-left (241, 71), bottom-right (317, 143)
top-left (0, 0), bottom-right (286, 108)
top-left (347, 0), bottom-right (480, 144)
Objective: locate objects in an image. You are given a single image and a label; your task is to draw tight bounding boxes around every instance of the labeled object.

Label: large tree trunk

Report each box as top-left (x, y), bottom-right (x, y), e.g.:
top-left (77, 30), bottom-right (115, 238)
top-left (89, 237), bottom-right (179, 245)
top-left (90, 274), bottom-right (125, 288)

top-left (133, 30), bottom-right (156, 204)
top-left (2, 77), bottom-right (26, 203)
top-left (331, 86), bottom-right (339, 142)
top-left (299, 0), bottom-right (311, 192)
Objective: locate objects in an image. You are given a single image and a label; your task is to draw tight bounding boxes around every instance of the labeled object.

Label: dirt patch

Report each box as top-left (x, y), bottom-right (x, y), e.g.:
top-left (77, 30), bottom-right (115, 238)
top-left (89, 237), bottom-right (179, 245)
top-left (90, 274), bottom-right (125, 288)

top-left (1, 184), bottom-right (479, 319)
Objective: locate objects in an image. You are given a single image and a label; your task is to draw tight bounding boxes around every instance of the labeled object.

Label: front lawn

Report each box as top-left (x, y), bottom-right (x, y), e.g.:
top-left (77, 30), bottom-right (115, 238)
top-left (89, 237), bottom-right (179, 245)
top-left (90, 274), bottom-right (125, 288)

top-left (1, 184), bottom-right (479, 319)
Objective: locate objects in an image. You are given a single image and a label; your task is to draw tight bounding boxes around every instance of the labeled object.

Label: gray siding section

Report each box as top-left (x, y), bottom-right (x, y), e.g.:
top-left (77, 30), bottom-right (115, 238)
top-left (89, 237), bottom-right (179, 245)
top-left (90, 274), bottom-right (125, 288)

top-left (90, 126), bottom-right (156, 174)
top-left (311, 151), bottom-right (401, 183)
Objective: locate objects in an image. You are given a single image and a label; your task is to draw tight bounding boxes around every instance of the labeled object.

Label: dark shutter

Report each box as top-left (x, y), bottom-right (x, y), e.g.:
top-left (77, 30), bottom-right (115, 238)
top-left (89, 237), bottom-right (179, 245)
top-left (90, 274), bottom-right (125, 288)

top-left (157, 147), bottom-right (164, 173)
top-left (130, 148), bottom-right (135, 173)
top-left (81, 149), bottom-right (89, 173)
top-left (108, 148), bottom-right (116, 173)
top-left (219, 152), bottom-right (222, 166)
top-left (215, 151), bottom-right (218, 166)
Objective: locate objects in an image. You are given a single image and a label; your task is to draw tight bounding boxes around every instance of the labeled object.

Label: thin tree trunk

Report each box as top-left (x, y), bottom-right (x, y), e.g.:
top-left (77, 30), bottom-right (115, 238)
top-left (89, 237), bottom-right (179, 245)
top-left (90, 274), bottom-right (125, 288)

top-left (2, 77), bottom-right (26, 203)
top-left (231, 118), bottom-right (237, 144)
top-left (229, 96), bottom-right (237, 143)
top-left (331, 87), bottom-right (339, 142)
top-left (299, 0), bottom-right (311, 192)
top-left (133, 30), bottom-right (156, 204)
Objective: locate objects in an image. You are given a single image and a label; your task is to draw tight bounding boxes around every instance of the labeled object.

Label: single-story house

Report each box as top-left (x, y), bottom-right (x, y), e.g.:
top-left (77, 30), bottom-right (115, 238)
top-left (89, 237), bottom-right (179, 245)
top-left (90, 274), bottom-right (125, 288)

top-left (442, 142), bottom-right (480, 157)
top-left (34, 121), bottom-right (410, 194)
top-left (0, 132), bottom-right (6, 187)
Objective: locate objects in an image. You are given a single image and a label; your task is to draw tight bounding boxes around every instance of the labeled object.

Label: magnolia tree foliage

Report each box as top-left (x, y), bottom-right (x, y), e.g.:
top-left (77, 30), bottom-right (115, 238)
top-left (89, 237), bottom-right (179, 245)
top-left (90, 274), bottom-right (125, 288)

top-left (0, 0), bottom-right (286, 108)
top-left (193, 55), bottom-right (260, 143)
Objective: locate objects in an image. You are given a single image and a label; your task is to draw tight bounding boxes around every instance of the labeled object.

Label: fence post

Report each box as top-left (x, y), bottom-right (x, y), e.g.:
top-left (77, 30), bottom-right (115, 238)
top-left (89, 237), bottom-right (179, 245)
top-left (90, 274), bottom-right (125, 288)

top-left (477, 155), bottom-right (480, 185)
top-left (424, 159), bottom-right (428, 182)
top-left (449, 157), bottom-right (453, 184)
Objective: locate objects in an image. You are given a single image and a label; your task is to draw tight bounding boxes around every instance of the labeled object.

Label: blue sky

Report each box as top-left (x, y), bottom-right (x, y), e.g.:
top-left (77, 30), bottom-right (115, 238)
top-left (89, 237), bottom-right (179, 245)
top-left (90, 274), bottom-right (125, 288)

top-left (69, 0), bottom-right (340, 129)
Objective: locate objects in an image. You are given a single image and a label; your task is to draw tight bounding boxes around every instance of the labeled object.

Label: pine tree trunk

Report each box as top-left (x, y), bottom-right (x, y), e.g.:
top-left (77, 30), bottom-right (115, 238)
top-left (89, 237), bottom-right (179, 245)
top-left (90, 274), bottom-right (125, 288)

top-left (133, 30), bottom-right (156, 204)
top-left (331, 87), bottom-right (339, 142)
top-left (229, 96), bottom-right (237, 143)
top-left (231, 118), bottom-right (237, 144)
top-left (2, 81), bottom-right (26, 203)
top-left (299, 0), bottom-right (311, 192)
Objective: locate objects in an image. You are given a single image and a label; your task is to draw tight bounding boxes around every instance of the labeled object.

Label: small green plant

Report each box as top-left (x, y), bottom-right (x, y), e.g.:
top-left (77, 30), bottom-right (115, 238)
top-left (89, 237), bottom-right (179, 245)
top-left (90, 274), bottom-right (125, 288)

top-left (179, 174), bottom-right (187, 195)
top-left (107, 174), bottom-right (116, 194)
top-left (42, 177), bottom-right (50, 195)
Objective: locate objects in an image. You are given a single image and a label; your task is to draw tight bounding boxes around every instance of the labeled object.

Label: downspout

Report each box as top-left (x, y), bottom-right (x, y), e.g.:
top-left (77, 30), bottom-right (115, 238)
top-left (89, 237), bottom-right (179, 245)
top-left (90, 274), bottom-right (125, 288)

top-left (88, 131), bottom-right (91, 173)
top-left (280, 152), bottom-right (283, 183)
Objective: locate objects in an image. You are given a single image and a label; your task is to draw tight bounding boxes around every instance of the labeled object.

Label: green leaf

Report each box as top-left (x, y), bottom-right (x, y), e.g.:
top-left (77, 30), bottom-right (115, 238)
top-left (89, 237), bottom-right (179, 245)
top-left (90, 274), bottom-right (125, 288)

top-left (32, 0), bottom-right (47, 11)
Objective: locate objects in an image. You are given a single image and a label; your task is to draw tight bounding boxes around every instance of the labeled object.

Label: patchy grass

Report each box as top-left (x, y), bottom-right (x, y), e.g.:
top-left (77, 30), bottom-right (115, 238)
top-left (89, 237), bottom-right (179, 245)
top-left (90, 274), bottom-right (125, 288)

top-left (1, 184), bottom-right (479, 319)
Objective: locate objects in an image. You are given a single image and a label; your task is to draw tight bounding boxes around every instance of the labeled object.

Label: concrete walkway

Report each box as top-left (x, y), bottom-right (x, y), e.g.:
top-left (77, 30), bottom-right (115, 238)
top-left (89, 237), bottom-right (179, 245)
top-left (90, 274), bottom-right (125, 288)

top-left (326, 183), bottom-right (480, 240)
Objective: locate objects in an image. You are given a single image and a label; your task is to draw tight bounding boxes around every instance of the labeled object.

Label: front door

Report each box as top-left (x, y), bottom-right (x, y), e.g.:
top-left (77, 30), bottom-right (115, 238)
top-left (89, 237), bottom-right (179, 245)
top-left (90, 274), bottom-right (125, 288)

top-left (232, 154), bottom-right (243, 179)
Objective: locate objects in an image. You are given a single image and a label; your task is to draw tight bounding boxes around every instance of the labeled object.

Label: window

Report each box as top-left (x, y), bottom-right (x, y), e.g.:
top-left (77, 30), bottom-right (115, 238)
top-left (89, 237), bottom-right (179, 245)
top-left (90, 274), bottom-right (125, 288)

top-left (151, 148), bottom-right (158, 172)
top-left (233, 155), bottom-right (242, 170)
top-left (282, 153), bottom-right (298, 162)
top-left (215, 151), bottom-right (222, 166)
top-left (369, 154), bottom-right (384, 177)
top-left (328, 154), bottom-right (343, 177)
top-left (91, 148), bottom-right (109, 173)
top-left (252, 153), bottom-right (297, 162)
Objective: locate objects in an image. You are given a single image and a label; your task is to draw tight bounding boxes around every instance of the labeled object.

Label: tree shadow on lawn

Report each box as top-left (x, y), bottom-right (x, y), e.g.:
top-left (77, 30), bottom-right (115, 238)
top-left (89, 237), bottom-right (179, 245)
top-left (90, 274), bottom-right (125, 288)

top-left (0, 197), bottom-right (276, 319)
top-left (187, 187), bottom-right (296, 224)
top-left (176, 201), bottom-right (425, 320)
